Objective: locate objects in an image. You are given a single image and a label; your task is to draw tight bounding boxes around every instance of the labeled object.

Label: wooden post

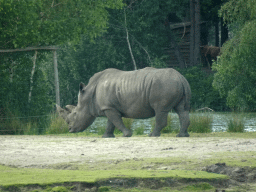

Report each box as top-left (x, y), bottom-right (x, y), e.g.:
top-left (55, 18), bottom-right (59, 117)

top-left (53, 50), bottom-right (60, 106)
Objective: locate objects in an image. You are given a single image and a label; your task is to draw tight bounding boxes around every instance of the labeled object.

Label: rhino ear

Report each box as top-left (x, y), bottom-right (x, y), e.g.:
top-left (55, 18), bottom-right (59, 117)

top-left (79, 82), bottom-right (86, 93)
top-left (65, 105), bottom-right (76, 113)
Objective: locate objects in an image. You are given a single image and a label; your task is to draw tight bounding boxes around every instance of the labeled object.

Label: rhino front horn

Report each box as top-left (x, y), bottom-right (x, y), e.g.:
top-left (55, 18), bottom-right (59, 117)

top-left (56, 104), bottom-right (70, 120)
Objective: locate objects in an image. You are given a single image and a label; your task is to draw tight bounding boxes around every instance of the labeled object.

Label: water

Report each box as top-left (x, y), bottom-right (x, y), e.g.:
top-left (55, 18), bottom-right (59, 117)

top-left (88, 112), bottom-right (256, 134)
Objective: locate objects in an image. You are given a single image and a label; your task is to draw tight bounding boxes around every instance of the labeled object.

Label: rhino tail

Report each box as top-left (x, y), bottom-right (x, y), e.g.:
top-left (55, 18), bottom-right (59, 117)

top-left (181, 76), bottom-right (191, 111)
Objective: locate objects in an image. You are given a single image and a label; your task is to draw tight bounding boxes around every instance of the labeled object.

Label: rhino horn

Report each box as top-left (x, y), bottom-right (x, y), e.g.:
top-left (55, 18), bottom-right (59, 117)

top-left (56, 104), bottom-right (70, 120)
top-left (65, 105), bottom-right (76, 113)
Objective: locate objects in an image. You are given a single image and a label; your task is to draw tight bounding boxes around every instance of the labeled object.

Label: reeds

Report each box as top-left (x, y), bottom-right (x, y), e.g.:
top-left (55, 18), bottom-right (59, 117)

top-left (227, 115), bottom-right (245, 132)
top-left (45, 113), bottom-right (69, 134)
top-left (188, 114), bottom-right (213, 133)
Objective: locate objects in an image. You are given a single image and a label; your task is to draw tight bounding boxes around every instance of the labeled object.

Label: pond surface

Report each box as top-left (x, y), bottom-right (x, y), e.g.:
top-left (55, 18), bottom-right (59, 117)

top-left (88, 112), bottom-right (256, 134)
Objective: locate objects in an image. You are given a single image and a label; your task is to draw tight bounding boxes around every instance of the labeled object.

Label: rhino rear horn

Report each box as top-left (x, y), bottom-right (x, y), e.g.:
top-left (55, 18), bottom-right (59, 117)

top-left (65, 105), bottom-right (76, 113)
top-left (56, 104), bottom-right (70, 120)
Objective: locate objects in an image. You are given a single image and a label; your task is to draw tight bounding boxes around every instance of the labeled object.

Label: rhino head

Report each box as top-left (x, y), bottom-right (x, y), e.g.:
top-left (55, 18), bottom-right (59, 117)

top-left (56, 83), bottom-right (96, 133)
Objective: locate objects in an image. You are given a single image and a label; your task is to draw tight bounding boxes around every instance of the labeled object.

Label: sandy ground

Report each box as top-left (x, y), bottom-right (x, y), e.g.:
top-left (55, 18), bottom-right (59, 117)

top-left (0, 135), bottom-right (256, 169)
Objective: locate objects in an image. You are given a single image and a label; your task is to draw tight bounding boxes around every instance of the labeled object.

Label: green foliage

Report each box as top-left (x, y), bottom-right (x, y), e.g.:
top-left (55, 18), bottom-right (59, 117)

top-left (220, 0), bottom-right (256, 25)
top-left (0, 108), bottom-right (23, 135)
top-left (212, 20), bottom-right (256, 111)
top-left (212, 0), bottom-right (256, 111)
top-left (134, 126), bottom-right (145, 135)
top-left (188, 114), bottom-right (213, 133)
top-left (98, 186), bottom-right (110, 192)
top-left (51, 186), bottom-right (68, 192)
top-left (178, 66), bottom-right (227, 111)
top-left (45, 113), bottom-right (69, 134)
top-left (122, 118), bottom-right (133, 130)
top-left (98, 126), bottom-right (107, 135)
top-left (183, 182), bottom-right (213, 191)
top-left (0, 0), bottom-right (124, 49)
top-left (227, 115), bottom-right (245, 133)
top-left (23, 121), bottom-right (39, 135)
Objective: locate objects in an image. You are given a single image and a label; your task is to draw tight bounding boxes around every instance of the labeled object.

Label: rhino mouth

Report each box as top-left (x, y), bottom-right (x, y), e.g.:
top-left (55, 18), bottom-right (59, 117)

top-left (68, 127), bottom-right (76, 133)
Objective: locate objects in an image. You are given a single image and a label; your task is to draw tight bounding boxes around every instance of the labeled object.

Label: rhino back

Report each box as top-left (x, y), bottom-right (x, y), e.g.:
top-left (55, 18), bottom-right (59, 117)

top-left (89, 68), bottom-right (186, 119)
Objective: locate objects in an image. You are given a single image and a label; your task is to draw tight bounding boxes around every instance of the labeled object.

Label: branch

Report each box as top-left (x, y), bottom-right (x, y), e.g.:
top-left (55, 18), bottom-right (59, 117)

top-left (124, 8), bottom-right (137, 70)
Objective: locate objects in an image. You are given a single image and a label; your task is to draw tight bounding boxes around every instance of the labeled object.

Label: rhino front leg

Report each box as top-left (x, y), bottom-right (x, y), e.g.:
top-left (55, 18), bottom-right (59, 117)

top-left (149, 111), bottom-right (168, 137)
top-left (102, 119), bottom-right (115, 138)
top-left (104, 109), bottom-right (132, 137)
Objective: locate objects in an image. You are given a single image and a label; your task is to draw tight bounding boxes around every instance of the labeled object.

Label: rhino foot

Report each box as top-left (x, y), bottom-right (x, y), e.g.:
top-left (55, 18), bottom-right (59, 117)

top-left (102, 133), bottom-right (115, 138)
top-left (176, 132), bottom-right (190, 137)
top-left (148, 132), bottom-right (161, 137)
top-left (122, 130), bottom-right (132, 137)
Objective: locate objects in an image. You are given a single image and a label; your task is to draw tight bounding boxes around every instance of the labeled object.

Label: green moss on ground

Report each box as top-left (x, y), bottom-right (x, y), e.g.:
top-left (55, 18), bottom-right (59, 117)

top-left (0, 164), bottom-right (227, 187)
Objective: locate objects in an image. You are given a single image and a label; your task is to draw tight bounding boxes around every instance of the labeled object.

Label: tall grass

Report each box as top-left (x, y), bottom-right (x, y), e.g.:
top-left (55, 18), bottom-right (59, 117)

top-left (45, 113), bottom-right (69, 134)
top-left (227, 114), bottom-right (245, 132)
top-left (134, 125), bottom-right (145, 135)
top-left (0, 108), bottom-right (23, 135)
top-left (151, 114), bottom-right (178, 134)
top-left (188, 114), bottom-right (213, 133)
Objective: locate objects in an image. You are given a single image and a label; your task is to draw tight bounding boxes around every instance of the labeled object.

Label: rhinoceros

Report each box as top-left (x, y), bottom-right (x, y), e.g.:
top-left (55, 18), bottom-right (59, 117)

top-left (56, 67), bottom-right (191, 137)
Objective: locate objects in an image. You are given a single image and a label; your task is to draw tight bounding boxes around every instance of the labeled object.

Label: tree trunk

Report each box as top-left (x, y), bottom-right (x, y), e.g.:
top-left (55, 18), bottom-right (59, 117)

top-left (221, 18), bottom-right (228, 46)
top-left (28, 51), bottom-right (38, 104)
top-left (215, 19), bottom-right (219, 47)
top-left (166, 25), bottom-right (186, 69)
top-left (124, 9), bottom-right (137, 70)
top-left (53, 50), bottom-right (60, 106)
top-left (189, 0), bottom-right (195, 66)
top-left (194, 0), bottom-right (201, 65)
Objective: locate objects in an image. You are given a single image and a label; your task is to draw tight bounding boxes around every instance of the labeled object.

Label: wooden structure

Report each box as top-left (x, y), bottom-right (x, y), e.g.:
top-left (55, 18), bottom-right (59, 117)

top-left (0, 46), bottom-right (60, 106)
top-left (165, 22), bottom-right (207, 68)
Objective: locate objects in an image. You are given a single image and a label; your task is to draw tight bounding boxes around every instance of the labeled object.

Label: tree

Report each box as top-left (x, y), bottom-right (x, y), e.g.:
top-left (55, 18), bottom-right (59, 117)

top-left (0, 0), bottom-right (124, 49)
top-left (212, 0), bottom-right (256, 111)
top-left (0, 0), bottom-right (124, 117)
top-left (190, 0), bottom-right (200, 66)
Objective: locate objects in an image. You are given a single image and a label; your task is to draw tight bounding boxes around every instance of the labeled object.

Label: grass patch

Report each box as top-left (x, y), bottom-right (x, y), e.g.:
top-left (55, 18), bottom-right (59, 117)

top-left (182, 182), bottom-right (213, 191)
top-left (0, 165), bottom-right (227, 187)
top-left (134, 125), bottom-right (145, 135)
top-left (45, 113), bottom-right (69, 134)
top-left (204, 151), bottom-right (256, 168)
top-left (227, 114), bottom-right (245, 132)
top-left (188, 114), bottom-right (213, 133)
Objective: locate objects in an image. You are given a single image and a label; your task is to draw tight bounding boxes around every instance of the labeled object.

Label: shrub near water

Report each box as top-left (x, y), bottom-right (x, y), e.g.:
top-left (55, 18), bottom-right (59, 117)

top-left (188, 114), bottom-right (213, 133)
top-left (227, 115), bottom-right (245, 132)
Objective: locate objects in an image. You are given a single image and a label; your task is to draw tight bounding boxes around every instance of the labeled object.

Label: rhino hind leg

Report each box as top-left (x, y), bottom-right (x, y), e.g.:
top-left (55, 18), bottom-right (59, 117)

top-left (175, 100), bottom-right (190, 137)
top-left (104, 109), bottom-right (132, 137)
top-left (102, 120), bottom-right (115, 138)
top-left (149, 111), bottom-right (168, 137)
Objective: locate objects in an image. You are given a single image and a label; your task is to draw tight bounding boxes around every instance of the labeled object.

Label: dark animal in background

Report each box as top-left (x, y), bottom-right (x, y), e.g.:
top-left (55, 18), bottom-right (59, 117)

top-left (201, 45), bottom-right (220, 68)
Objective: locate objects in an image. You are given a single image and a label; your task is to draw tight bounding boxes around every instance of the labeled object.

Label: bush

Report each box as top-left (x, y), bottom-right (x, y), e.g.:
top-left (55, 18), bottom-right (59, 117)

top-left (0, 107), bottom-right (23, 135)
top-left (23, 121), bottom-right (38, 135)
top-left (134, 126), bottom-right (145, 135)
top-left (151, 114), bottom-right (178, 134)
top-left (177, 66), bottom-right (227, 111)
top-left (45, 113), bottom-right (69, 134)
top-left (227, 115), bottom-right (245, 132)
top-left (188, 114), bottom-right (213, 133)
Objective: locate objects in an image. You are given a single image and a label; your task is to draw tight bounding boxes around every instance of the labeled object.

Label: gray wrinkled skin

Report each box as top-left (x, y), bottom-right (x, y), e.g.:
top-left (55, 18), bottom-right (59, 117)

top-left (56, 67), bottom-right (191, 137)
